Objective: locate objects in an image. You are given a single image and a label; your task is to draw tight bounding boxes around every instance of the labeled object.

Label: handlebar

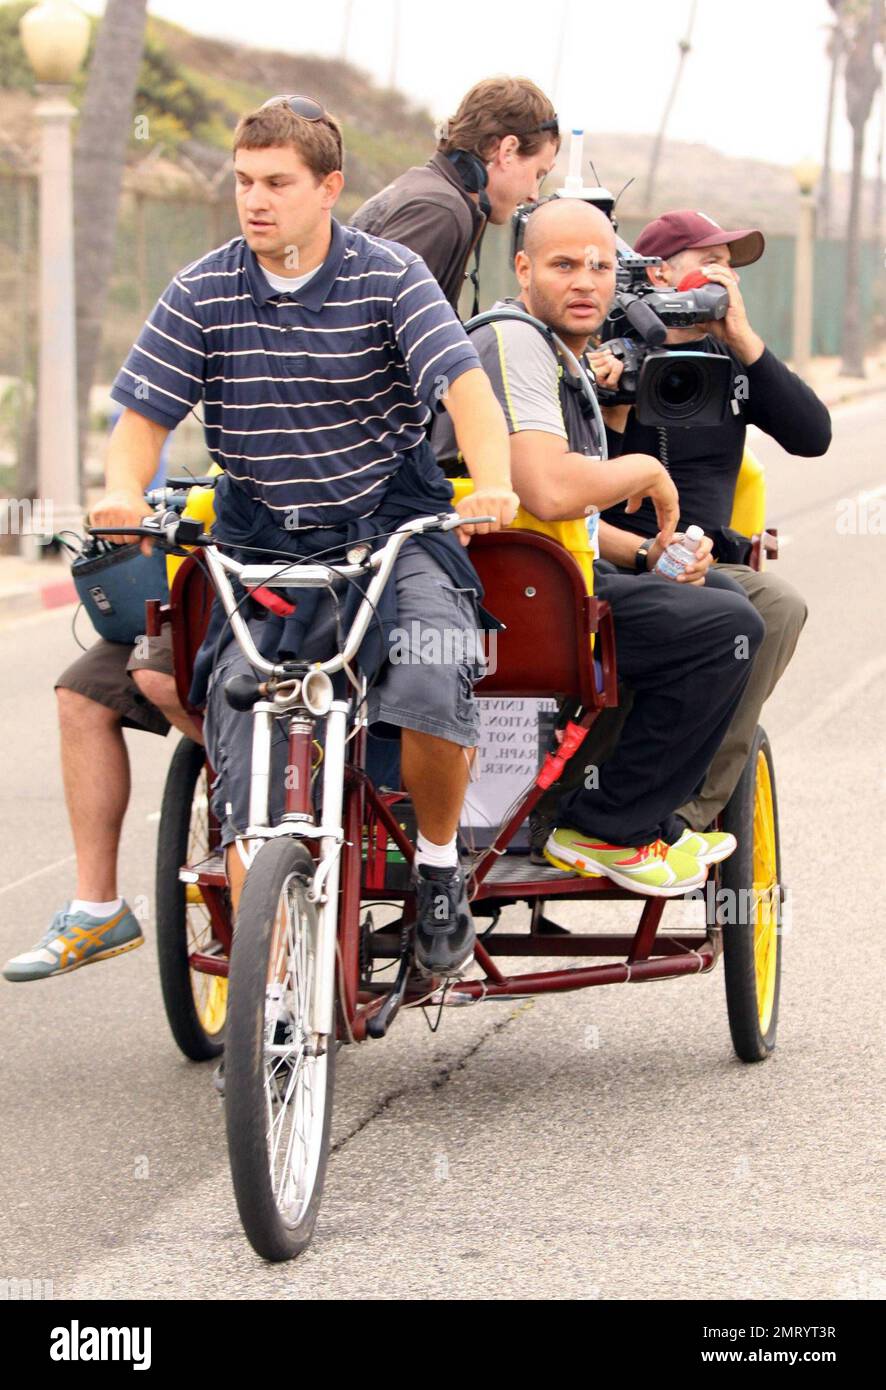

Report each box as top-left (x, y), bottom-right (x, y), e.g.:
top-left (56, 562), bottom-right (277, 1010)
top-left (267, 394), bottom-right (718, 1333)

top-left (88, 510), bottom-right (495, 683)
top-left (145, 475), bottom-right (219, 505)
top-left (88, 511), bottom-right (209, 549)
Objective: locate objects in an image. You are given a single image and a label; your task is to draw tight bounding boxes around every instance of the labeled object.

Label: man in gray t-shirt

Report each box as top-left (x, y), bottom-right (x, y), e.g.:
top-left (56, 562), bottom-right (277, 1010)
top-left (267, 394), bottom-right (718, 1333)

top-left (432, 197), bottom-right (765, 894)
top-left (432, 297), bottom-right (600, 463)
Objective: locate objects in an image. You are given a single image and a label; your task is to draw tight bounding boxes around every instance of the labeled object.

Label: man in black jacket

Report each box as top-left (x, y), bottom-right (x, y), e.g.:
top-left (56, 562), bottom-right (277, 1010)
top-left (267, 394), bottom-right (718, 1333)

top-left (599, 209), bottom-right (832, 828)
top-left (351, 76), bottom-right (558, 314)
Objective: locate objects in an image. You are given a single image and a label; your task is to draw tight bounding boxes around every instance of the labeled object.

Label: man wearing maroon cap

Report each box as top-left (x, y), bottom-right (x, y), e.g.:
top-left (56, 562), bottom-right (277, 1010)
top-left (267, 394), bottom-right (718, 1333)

top-left (598, 208), bottom-right (832, 831)
top-left (634, 208), bottom-right (765, 272)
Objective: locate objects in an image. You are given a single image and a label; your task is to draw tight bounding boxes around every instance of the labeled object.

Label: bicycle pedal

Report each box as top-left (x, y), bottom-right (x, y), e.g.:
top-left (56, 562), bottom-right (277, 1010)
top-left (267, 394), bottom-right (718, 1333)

top-left (413, 950), bottom-right (474, 982)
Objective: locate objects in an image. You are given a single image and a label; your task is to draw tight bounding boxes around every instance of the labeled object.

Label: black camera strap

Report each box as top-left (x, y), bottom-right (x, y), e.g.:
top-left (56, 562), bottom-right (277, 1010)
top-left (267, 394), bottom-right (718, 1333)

top-left (657, 425), bottom-right (671, 474)
top-left (468, 236), bottom-right (483, 320)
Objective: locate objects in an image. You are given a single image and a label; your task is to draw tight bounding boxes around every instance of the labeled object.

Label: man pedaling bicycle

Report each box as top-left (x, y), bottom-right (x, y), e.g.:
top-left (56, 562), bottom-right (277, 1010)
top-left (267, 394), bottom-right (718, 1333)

top-left (7, 96), bottom-right (520, 984)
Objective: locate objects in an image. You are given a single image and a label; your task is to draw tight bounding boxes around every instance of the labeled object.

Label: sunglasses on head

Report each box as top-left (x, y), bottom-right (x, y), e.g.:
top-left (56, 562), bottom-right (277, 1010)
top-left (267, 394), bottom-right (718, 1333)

top-left (260, 95), bottom-right (328, 121)
top-left (521, 116), bottom-right (560, 138)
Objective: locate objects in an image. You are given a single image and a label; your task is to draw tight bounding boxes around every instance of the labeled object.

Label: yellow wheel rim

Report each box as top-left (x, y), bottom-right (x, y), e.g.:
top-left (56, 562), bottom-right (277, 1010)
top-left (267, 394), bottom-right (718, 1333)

top-left (185, 773), bottom-right (228, 1038)
top-left (752, 749), bottom-right (779, 1035)
top-left (191, 968), bottom-right (228, 1036)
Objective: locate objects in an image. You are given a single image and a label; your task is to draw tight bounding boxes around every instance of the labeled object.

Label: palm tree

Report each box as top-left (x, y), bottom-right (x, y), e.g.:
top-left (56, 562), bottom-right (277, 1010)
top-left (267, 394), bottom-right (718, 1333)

top-left (874, 64), bottom-right (886, 243)
top-left (840, 0), bottom-right (883, 377)
top-left (820, 0), bottom-right (846, 238)
top-left (73, 0), bottom-right (149, 462)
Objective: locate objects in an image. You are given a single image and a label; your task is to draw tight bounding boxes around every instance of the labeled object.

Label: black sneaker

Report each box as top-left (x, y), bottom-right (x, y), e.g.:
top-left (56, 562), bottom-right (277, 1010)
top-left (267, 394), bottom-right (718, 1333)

top-left (412, 864), bottom-right (475, 977)
top-left (529, 808), bottom-right (555, 865)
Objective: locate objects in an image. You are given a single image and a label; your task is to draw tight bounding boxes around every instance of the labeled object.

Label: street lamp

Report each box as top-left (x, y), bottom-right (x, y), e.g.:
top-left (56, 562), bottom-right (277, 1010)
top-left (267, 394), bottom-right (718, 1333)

top-left (792, 158), bottom-right (821, 380)
top-left (20, 0), bottom-right (90, 554)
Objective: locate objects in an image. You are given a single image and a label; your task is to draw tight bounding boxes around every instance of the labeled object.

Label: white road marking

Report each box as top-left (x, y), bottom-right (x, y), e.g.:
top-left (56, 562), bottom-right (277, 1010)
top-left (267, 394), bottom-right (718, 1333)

top-left (856, 482), bottom-right (886, 503)
top-left (781, 651), bottom-right (886, 749)
top-left (0, 853), bottom-right (77, 896)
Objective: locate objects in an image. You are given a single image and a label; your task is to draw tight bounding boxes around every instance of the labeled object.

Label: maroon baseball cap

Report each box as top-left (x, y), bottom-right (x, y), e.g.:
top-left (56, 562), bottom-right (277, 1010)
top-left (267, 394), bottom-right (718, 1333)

top-left (634, 210), bottom-right (765, 267)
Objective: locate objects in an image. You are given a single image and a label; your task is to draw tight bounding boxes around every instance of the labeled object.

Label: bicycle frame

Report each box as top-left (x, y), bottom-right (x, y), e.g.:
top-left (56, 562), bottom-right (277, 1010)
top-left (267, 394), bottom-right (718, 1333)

top-left (198, 513), bottom-right (475, 1044)
top-left (153, 511), bottom-right (731, 1047)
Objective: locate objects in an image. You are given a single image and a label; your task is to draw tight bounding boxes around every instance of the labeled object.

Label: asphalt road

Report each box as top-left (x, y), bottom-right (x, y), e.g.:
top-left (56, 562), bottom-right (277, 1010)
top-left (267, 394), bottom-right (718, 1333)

top-left (1, 394), bottom-right (884, 1301)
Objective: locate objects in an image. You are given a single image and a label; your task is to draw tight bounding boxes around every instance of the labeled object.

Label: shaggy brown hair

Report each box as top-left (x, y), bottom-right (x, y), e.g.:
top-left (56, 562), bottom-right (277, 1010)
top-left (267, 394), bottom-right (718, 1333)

top-left (233, 99), bottom-right (343, 178)
top-left (437, 77), bottom-right (559, 160)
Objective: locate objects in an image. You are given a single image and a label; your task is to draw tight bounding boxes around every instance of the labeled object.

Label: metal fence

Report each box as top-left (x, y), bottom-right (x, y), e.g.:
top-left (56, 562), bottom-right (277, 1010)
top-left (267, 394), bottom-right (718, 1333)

top-left (0, 161), bottom-right (242, 484)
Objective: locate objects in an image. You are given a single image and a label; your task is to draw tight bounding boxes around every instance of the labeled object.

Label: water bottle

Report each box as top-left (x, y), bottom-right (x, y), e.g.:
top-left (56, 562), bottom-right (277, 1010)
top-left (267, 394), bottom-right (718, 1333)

top-left (654, 524), bottom-right (705, 579)
top-left (585, 505), bottom-right (600, 560)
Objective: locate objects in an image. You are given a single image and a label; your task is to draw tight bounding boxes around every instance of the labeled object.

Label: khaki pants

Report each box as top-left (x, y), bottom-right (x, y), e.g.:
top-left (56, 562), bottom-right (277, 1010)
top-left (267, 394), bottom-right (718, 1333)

top-left (676, 564), bottom-right (807, 828)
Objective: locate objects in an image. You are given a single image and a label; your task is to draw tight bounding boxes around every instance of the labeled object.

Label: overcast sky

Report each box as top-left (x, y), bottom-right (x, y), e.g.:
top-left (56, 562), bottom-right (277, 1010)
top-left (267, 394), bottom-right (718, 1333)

top-left (80, 0), bottom-right (876, 176)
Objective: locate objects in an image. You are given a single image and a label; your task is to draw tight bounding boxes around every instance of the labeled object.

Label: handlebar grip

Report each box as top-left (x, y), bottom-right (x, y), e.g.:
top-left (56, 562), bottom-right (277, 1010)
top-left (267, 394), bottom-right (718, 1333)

top-left (87, 514), bottom-right (207, 547)
top-left (165, 474), bottom-right (218, 488)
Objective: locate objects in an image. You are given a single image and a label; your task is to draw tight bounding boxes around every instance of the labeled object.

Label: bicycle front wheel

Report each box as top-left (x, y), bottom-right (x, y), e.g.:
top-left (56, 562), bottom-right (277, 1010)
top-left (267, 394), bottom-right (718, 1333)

top-left (225, 837), bottom-right (336, 1262)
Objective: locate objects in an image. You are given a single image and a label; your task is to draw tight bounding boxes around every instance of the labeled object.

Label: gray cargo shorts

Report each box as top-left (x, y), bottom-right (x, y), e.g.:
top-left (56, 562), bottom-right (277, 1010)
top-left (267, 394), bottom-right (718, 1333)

top-left (203, 542), bottom-right (485, 847)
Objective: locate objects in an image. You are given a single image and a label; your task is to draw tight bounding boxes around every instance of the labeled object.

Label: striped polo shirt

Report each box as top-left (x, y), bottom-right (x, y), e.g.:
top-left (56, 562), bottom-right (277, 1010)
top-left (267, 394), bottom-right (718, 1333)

top-left (110, 218), bottom-right (481, 528)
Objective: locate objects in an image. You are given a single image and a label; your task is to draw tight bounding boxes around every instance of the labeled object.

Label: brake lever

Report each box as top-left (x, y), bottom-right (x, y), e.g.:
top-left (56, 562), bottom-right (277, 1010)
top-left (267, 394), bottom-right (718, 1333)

top-left (87, 514), bottom-right (208, 549)
top-left (438, 513), bottom-right (495, 533)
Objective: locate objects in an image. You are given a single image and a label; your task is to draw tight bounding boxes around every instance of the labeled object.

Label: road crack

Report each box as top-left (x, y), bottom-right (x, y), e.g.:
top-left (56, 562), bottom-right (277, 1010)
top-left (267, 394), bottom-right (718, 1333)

top-left (329, 998), bottom-right (535, 1157)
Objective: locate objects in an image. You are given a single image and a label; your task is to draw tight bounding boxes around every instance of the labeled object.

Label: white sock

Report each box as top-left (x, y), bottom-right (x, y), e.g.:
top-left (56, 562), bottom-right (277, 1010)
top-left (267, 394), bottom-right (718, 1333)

top-left (70, 898), bottom-right (123, 919)
top-left (414, 832), bottom-right (458, 871)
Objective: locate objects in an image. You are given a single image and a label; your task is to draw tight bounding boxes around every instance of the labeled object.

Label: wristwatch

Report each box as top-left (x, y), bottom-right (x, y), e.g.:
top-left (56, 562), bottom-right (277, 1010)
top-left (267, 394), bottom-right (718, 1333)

top-left (634, 538), bottom-right (654, 574)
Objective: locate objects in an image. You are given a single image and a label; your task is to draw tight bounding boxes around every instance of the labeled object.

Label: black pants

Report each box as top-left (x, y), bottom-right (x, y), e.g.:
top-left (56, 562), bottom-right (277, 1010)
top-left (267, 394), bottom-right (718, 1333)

top-left (556, 564), bottom-right (765, 846)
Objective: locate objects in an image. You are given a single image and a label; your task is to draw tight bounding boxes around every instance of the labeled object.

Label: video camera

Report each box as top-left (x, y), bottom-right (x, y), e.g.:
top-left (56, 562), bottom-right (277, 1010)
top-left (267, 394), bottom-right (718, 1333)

top-left (597, 245), bottom-right (732, 426)
top-left (510, 132), bottom-right (735, 427)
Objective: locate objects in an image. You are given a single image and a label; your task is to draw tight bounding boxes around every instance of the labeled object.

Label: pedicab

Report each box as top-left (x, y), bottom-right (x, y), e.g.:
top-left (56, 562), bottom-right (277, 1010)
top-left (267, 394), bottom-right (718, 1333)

top-left (103, 447), bottom-right (781, 1263)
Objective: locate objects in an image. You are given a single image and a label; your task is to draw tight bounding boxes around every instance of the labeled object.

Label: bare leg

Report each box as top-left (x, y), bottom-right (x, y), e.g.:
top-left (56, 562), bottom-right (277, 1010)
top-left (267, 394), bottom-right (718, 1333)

top-left (57, 688), bottom-right (129, 902)
top-left (131, 670), bottom-right (203, 744)
top-left (225, 843), bottom-right (248, 915)
top-left (401, 729), bottom-right (471, 842)
top-left (223, 730), bottom-right (474, 914)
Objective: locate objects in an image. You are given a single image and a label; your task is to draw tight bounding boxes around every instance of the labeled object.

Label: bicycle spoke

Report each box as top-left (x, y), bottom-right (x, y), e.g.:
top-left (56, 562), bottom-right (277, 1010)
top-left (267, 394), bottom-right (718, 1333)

top-left (254, 869), bottom-right (328, 1225)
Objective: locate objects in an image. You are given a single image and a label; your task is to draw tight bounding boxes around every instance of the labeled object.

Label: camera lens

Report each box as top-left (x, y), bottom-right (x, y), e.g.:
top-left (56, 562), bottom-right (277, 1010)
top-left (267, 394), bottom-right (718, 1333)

top-left (634, 350), bottom-right (732, 428)
top-left (654, 361), bottom-right (706, 417)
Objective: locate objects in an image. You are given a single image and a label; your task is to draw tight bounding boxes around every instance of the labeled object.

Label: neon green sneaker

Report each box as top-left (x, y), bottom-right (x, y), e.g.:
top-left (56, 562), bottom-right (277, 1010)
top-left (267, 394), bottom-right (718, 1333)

top-left (543, 828), bottom-right (706, 897)
top-left (672, 828), bottom-right (737, 866)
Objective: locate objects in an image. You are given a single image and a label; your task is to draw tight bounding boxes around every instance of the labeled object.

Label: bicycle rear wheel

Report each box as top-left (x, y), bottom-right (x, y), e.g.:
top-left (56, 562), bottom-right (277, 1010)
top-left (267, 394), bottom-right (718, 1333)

top-left (719, 726), bottom-right (782, 1062)
top-left (155, 736), bottom-right (227, 1060)
top-left (225, 837), bottom-right (336, 1262)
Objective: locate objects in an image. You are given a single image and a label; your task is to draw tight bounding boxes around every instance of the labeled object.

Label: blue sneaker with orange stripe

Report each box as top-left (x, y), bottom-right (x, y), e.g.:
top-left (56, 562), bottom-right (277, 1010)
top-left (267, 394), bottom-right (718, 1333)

top-left (2, 903), bottom-right (144, 982)
top-left (543, 828), bottom-right (707, 897)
